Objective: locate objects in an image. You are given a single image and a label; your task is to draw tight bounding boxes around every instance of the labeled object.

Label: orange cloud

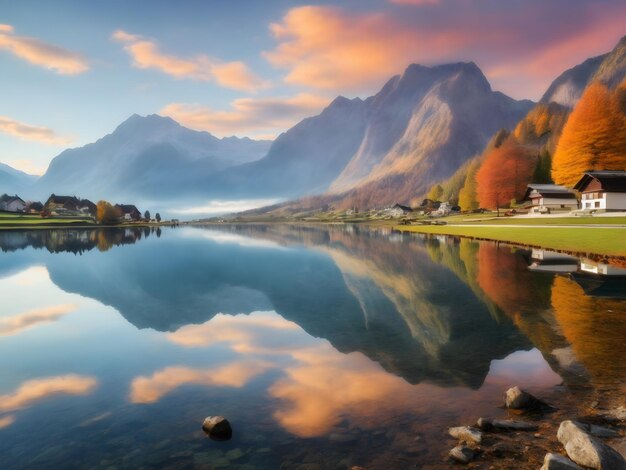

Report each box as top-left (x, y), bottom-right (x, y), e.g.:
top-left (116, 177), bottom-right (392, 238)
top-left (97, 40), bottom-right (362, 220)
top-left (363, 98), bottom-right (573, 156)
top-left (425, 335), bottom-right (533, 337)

top-left (0, 24), bottom-right (88, 74)
top-left (0, 415), bottom-right (15, 429)
top-left (264, 4), bottom-right (626, 100)
top-left (129, 360), bottom-right (272, 404)
top-left (160, 93), bottom-right (330, 137)
top-left (112, 29), bottom-right (267, 92)
top-left (0, 304), bottom-right (76, 337)
top-left (0, 116), bottom-right (72, 146)
top-left (0, 375), bottom-right (97, 412)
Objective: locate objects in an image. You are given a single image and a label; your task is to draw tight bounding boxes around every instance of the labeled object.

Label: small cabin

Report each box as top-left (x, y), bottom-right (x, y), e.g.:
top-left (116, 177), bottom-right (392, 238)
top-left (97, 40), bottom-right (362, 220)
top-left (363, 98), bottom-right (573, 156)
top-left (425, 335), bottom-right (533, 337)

top-left (384, 203), bottom-right (413, 218)
top-left (522, 184), bottom-right (578, 213)
top-left (115, 204), bottom-right (142, 221)
top-left (574, 171), bottom-right (626, 212)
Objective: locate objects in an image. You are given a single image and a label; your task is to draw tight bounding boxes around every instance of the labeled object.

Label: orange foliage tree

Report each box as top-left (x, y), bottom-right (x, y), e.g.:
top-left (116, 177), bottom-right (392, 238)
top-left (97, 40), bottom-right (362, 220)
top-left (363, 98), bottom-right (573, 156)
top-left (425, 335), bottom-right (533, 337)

top-left (552, 82), bottom-right (626, 187)
top-left (476, 138), bottom-right (535, 210)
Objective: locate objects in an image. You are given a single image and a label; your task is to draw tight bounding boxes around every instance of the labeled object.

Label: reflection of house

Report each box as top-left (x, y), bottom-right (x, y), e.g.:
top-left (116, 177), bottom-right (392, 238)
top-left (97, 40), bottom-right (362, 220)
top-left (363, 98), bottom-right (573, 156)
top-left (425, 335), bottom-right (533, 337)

top-left (523, 184), bottom-right (578, 213)
top-left (579, 259), bottom-right (626, 276)
top-left (115, 204), bottom-right (141, 221)
top-left (384, 204), bottom-right (413, 218)
top-left (574, 171), bottom-right (626, 211)
top-left (527, 249), bottom-right (579, 273)
top-left (0, 194), bottom-right (26, 212)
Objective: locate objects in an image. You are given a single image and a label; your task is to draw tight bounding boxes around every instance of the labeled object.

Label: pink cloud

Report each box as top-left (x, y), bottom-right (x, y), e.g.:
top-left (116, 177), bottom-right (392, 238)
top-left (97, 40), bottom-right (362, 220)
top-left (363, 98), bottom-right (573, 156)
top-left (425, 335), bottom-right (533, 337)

top-left (0, 24), bottom-right (88, 75)
top-left (0, 116), bottom-right (72, 146)
top-left (112, 29), bottom-right (268, 92)
top-left (264, 3), bottom-right (626, 99)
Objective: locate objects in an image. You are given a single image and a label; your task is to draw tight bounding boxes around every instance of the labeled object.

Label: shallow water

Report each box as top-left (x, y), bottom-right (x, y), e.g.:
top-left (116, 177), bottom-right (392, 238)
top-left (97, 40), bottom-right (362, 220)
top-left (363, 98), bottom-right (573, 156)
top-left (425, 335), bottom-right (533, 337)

top-left (0, 225), bottom-right (624, 469)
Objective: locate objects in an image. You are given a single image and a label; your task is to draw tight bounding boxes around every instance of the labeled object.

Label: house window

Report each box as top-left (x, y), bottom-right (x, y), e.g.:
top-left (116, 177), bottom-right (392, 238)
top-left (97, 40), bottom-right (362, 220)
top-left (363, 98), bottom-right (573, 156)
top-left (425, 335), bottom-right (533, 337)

top-left (595, 201), bottom-right (600, 208)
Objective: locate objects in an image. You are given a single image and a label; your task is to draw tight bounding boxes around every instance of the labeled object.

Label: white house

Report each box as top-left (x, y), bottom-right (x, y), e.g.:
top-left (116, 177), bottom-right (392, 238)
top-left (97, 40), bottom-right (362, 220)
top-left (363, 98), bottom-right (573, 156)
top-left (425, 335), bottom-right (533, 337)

top-left (383, 203), bottom-right (413, 218)
top-left (430, 202), bottom-right (452, 217)
top-left (0, 194), bottom-right (26, 212)
top-left (574, 171), bottom-right (626, 211)
top-left (523, 184), bottom-right (578, 213)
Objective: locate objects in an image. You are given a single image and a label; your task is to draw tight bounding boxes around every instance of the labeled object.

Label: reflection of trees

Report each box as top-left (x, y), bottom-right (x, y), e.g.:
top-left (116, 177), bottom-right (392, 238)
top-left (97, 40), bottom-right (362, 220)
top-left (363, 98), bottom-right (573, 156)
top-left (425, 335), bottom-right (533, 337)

top-left (551, 276), bottom-right (626, 384)
top-left (0, 228), bottom-right (149, 254)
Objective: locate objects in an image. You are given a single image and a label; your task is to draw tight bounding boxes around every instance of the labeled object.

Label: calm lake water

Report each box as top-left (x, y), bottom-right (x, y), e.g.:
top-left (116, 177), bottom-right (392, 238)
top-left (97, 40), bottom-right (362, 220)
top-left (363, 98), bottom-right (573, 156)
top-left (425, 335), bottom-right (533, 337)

top-left (0, 225), bottom-right (624, 469)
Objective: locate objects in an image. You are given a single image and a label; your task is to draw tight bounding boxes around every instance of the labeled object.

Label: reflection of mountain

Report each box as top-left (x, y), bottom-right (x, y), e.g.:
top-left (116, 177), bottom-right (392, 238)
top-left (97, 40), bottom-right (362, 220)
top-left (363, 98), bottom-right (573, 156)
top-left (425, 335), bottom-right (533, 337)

top-left (7, 225), bottom-right (534, 389)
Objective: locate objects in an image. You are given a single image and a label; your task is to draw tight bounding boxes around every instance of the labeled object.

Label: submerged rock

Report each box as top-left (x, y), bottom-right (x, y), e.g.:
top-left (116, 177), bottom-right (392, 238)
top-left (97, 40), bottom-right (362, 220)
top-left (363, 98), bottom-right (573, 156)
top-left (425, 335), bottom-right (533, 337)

top-left (202, 416), bottom-right (232, 440)
top-left (476, 417), bottom-right (538, 431)
top-left (557, 420), bottom-right (626, 469)
top-left (540, 453), bottom-right (584, 470)
top-left (504, 386), bottom-right (548, 410)
top-left (448, 426), bottom-right (482, 445)
top-left (449, 445), bottom-right (476, 464)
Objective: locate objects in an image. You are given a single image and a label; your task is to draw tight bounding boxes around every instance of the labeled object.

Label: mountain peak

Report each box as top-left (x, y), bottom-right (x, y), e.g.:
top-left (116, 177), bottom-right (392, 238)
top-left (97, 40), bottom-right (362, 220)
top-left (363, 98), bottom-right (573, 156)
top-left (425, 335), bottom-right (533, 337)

top-left (115, 113), bottom-right (181, 134)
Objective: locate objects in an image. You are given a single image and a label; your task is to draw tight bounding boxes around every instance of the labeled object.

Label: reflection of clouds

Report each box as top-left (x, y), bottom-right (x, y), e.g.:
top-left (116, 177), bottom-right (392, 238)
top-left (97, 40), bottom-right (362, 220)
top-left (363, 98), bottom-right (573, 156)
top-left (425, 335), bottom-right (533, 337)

top-left (269, 343), bottom-right (419, 437)
top-left (8, 266), bottom-right (48, 286)
top-left (0, 375), bottom-right (97, 412)
top-left (0, 415), bottom-right (15, 429)
top-left (180, 228), bottom-right (289, 250)
top-left (484, 349), bottom-right (562, 388)
top-left (0, 304), bottom-right (76, 336)
top-left (167, 312), bottom-right (308, 353)
top-left (130, 360), bottom-right (273, 404)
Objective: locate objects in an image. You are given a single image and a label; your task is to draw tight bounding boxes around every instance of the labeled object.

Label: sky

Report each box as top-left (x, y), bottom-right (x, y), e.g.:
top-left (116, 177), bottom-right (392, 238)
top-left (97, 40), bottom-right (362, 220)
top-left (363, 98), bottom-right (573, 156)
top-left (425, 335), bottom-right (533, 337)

top-left (1, 0), bottom-right (625, 176)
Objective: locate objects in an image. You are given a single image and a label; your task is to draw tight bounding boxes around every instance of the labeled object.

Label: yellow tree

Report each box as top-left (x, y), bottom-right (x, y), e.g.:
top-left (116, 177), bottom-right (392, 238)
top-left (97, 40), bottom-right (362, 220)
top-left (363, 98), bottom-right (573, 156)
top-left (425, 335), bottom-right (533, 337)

top-left (552, 82), bottom-right (626, 186)
top-left (458, 158), bottom-right (481, 210)
top-left (96, 200), bottom-right (121, 225)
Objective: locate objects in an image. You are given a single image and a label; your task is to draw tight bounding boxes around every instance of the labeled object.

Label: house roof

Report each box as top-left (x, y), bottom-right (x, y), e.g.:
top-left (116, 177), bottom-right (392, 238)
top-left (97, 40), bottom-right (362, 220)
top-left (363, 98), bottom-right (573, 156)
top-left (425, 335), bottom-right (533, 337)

top-left (523, 184), bottom-right (576, 201)
top-left (0, 194), bottom-right (25, 204)
top-left (46, 194), bottom-right (79, 205)
top-left (115, 204), bottom-right (140, 214)
top-left (390, 203), bottom-right (413, 212)
top-left (574, 171), bottom-right (626, 192)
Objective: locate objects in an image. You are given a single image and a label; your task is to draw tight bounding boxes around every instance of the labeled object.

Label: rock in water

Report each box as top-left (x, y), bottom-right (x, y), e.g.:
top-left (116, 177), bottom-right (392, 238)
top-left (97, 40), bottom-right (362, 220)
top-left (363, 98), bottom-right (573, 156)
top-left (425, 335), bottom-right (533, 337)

top-left (504, 386), bottom-right (547, 410)
top-left (476, 417), bottom-right (538, 431)
top-left (449, 446), bottom-right (476, 464)
top-left (557, 420), bottom-right (626, 469)
top-left (540, 453), bottom-right (584, 470)
top-left (202, 416), bottom-right (232, 440)
top-left (448, 426), bottom-right (482, 445)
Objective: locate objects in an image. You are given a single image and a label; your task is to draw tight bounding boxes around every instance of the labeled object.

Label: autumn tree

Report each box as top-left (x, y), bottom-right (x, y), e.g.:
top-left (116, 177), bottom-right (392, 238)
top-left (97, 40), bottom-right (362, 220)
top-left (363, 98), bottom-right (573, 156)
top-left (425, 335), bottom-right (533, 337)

top-left (427, 184), bottom-right (444, 201)
top-left (476, 138), bottom-right (536, 211)
top-left (552, 82), bottom-right (626, 187)
top-left (532, 149), bottom-right (553, 184)
top-left (458, 158), bottom-right (481, 210)
top-left (96, 200), bottom-right (122, 225)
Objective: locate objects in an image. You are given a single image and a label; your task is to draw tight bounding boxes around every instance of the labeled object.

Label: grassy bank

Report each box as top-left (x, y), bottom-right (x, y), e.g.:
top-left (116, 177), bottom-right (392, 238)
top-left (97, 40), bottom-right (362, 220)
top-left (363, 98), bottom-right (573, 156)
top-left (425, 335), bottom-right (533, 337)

top-left (396, 224), bottom-right (626, 257)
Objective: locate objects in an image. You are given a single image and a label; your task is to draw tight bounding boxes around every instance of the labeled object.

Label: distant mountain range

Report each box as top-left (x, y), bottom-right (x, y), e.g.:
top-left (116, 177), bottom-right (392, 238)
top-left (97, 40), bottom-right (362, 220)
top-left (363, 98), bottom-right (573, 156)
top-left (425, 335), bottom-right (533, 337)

top-left (0, 163), bottom-right (37, 195)
top-left (3, 35), bottom-right (625, 211)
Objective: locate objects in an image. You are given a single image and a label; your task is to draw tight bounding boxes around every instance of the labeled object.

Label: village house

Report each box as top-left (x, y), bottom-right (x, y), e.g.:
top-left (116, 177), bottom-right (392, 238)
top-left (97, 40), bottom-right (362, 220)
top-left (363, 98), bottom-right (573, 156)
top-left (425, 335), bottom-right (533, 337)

top-left (0, 194), bottom-right (26, 212)
top-left (522, 184), bottom-right (579, 213)
top-left (383, 203), bottom-right (413, 218)
top-left (115, 204), bottom-right (142, 221)
top-left (25, 201), bottom-right (44, 213)
top-left (574, 171), bottom-right (626, 212)
top-left (45, 195), bottom-right (97, 216)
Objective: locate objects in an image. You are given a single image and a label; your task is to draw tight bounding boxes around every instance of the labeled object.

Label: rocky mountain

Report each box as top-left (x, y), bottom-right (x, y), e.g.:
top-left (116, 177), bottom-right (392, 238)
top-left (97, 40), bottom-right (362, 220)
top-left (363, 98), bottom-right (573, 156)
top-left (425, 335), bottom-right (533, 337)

top-left (35, 114), bottom-right (272, 201)
top-left (0, 163), bottom-right (37, 195)
top-left (541, 35), bottom-right (626, 108)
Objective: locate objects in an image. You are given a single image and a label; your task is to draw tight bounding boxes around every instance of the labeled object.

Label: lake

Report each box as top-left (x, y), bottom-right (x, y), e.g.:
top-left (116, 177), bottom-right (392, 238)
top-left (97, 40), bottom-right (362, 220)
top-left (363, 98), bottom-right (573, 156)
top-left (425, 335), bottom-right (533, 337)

top-left (0, 225), bottom-right (624, 469)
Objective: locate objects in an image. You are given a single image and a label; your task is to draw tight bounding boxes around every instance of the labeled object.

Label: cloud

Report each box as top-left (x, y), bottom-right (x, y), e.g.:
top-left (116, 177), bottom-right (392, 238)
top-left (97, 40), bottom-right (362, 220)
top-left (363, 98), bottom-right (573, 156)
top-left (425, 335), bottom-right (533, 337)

top-left (0, 415), bottom-right (15, 429)
top-left (129, 360), bottom-right (273, 404)
top-left (0, 304), bottom-right (76, 337)
top-left (3, 159), bottom-right (47, 176)
top-left (0, 24), bottom-right (88, 74)
top-left (160, 93), bottom-right (330, 137)
top-left (0, 375), bottom-right (97, 412)
top-left (0, 116), bottom-right (72, 146)
top-left (167, 312), bottom-right (304, 351)
top-left (389, 0), bottom-right (440, 4)
top-left (112, 29), bottom-right (267, 92)
top-left (264, 3), bottom-right (626, 99)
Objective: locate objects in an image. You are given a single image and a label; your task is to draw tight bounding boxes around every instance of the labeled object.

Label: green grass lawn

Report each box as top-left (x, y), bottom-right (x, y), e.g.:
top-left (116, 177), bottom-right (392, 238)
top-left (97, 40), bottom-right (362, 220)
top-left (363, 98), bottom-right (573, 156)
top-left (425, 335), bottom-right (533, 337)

top-left (446, 216), bottom-right (626, 225)
top-left (397, 225), bottom-right (626, 257)
top-left (0, 213), bottom-right (96, 227)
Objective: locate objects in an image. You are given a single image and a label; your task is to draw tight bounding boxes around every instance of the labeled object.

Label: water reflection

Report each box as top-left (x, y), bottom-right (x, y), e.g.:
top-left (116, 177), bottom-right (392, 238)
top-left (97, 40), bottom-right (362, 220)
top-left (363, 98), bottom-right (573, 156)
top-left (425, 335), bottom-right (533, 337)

top-left (0, 225), bottom-right (624, 468)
